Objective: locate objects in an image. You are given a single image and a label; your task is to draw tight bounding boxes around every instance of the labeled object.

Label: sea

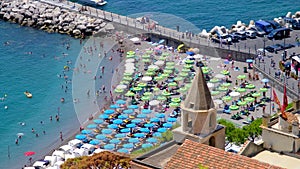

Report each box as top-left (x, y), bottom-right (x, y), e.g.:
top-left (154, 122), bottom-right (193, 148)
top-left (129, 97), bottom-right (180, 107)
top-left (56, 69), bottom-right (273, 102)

top-left (1, 0), bottom-right (300, 168)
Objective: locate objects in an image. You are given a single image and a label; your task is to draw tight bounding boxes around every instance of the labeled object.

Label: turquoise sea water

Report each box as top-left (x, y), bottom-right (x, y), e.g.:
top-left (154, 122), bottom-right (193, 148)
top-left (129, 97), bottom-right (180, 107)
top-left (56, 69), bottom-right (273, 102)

top-left (1, 0), bottom-right (300, 168)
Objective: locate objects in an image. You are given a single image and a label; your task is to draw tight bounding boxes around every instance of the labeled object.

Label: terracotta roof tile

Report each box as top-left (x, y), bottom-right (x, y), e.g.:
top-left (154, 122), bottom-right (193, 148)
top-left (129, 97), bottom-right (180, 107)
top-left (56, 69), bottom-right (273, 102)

top-left (165, 139), bottom-right (286, 169)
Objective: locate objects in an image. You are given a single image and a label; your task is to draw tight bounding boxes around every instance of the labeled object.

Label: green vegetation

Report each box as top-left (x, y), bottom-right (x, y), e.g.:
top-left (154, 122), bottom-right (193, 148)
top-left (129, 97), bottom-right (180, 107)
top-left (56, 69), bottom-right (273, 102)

top-left (198, 164), bottom-right (209, 169)
top-left (218, 118), bottom-right (262, 145)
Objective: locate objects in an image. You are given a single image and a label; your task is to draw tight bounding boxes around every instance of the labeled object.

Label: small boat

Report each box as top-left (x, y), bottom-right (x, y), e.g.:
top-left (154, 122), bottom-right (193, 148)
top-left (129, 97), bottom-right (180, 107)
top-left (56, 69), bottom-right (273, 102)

top-left (24, 91), bottom-right (32, 98)
top-left (90, 0), bottom-right (107, 6)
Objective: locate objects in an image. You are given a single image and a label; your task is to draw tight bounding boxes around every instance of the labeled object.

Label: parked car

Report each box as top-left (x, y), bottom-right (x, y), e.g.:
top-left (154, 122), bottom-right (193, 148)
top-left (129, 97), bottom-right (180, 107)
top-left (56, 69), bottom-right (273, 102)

top-left (211, 34), bottom-right (232, 45)
top-left (264, 44), bottom-right (284, 53)
top-left (266, 20), bottom-right (282, 29)
top-left (283, 17), bottom-right (300, 30)
top-left (245, 30), bottom-right (257, 39)
top-left (228, 34), bottom-right (239, 43)
top-left (232, 31), bottom-right (247, 40)
top-left (267, 28), bottom-right (291, 40)
top-left (280, 43), bottom-right (295, 50)
top-left (249, 26), bottom-right (266, 37)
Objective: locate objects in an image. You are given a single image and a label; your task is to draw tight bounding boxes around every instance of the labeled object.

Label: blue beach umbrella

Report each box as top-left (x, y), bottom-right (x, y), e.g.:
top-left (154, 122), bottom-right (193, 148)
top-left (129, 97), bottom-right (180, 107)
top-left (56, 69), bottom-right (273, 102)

top-left (108, 124), bottom-right (119, 129)
top-left (163, 123), bottom-right (173, 128)
top-left (141, 109), bottom-right (152, 114)
top-left (96, 134), bottom-right (106, 140)
top-left (118, 114), bottom-right (128, 119)
top-left (104, 109), bottom-right (115, 115)
top-left (142, 143), bottom-right (153, 149)
top-left (114, 133), bottom-right (126, 138)
top-left (75, 134), bottom-right (87, 140)
top-left (132, 119), bottom-right (142, 124)
top-left (113, 119), bottom-right (123, 124)
top-left (123, 109), bottom-right (134, 114)
top-left (147, 138), bottom-right (158, 143)
top-left (155, 113), bottom-right (165, 118)
top-left (246, 59), bottom-right (253, 63)
top-left (144, 123), bottom-right (154, 128)
top-left (99, 114), bottom-right (109, 119)
top-left (104, 144), bottom-right (115, 150)
top-left (89, 139), bottom-right (100, 145)
top-left (117, 148), bottom-right (129, 153)
top-left (150, 117), bottom-right (160, 123)
top-left (167, 117), bottom-right (177, 122)
top-left (157, 128), bottom-right (167, 133)
top-left (153, 132), bottom-right (162, 137)
top-left (120, 128), bottom-right (130, 133)
top-left (116, 100), bottom-right (126, 105)
top-left (261, 78), bottom-right (269, 83)
top-left (128, 105), bottom-right (139, 109)
top-left (137, 114), bottom-right (147, 118)
top-left (81, 130), bottom-right (92, 134)
top-left (93, 119), bottom-right (104, 124)
top-left (123, 143), bottom-right (134, 149)
top-left (110, 138), bottom-right (121, 144)
top-left (110, 104), bottom-right (120, 109)
top-left (126, 123), bottom-right (136, 128)
top-left (87, 124), bottom-right (97, 129)
top-left (140, 128), bottom-right (150, 133)
top-left (134, 133), bottom-right (145, 138)
top-left (102, 129), bottom-right (113, 135)
top-left (129, 138), bottom-right (140, 143)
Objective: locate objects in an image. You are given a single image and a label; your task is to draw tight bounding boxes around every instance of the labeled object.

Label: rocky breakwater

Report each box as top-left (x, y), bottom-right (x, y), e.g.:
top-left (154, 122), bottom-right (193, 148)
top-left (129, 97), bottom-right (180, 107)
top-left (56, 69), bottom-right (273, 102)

top-left (0, 1), bottom-right (114, 38)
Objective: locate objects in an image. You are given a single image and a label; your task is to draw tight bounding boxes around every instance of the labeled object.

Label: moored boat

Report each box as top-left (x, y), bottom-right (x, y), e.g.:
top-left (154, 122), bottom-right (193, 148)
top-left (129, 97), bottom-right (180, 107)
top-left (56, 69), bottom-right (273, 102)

top-left (90, 0), bottom-right (107, 6)
top-left (24, 91), bottom-right (32, 98)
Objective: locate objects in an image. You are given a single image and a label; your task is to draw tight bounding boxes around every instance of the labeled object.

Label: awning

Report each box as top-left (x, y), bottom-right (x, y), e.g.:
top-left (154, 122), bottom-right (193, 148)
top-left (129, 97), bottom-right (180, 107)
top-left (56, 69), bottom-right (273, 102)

top-left (292, 56), bottom-right (300, 63)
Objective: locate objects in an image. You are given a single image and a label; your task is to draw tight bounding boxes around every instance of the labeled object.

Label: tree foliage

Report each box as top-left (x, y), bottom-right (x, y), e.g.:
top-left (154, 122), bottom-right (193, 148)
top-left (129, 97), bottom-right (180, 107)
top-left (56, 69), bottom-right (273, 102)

top-left (218, 118), bottom-right (262, 145)
top-left (61, 151), bottom-right (131, 169)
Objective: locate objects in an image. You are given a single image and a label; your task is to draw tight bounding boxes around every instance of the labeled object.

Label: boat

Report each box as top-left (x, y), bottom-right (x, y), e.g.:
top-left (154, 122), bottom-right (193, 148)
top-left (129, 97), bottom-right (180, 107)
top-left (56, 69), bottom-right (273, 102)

top-left (90, 0), bottom-right (107, 6)
top-left (24, 91), bottom-right (32, 98)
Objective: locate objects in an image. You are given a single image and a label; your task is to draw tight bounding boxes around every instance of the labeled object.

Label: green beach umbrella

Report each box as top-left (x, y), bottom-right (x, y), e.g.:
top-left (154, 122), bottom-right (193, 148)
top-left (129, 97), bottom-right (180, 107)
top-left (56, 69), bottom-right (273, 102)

top-left (237, 101), bottom-right (247, 106)
top-left (123, 76), bottom-right (133, 81)
top-left (161, 73), bottom-right (170, 78)
top-left (222, 96), bottom-right (232, 102)
top-left (142, 55), bottom-right (150, 59)
top-left (259, 88), bottom-right (268, 92)
top-left (120, 81), bottom-right (130, 85)
top-left (237, 74), bottom-right (246, 80)
top-left (220, 70), bottom-right (230, 75)
top-left (133, 87), bottom-right (142, 91)
top-left (179, 72), bottom-right (189, 77)
top-left (154, 76), bottom-right (163, 81)
top-left (124, 72), bottom-right (133, 76)
top-left (125, 91), bottom-right (135, 97)
top-left (181, 68), bottom-right (190, 73)
top-left (145, 71), bottom-right (155, 76)
top-left (146, 50), bottom-right (152, 54)
top-left (218, 87), bottom-right (228, 91)
top-left (245, 97), bottom-right (255, 103)
top-left (170, 102), bottom-right (180, 107)
top-left (174, 77), bottom-right (183, 81)
top-left (185, 83), bottom-right (192, 89)
top-left (127, 51), bottom-right (135, 55)
top-left (185, 59), bottom-right (194, 64)
top-left (157, 96), bottom-right (167, 101)
top-left (236, 88), bottom-right (246, 93)
top-left (141, 96), bottom-right (150, 101)
top-left (137, 83), bottom-right (147, 88)
top-left (114, 88), bottom-right (124, 93)
top-left (210, 91), bottom-right (220, 96)
top-left (165, 65), bottom-right (175, 70)
top-left (164, 69), bottom-right (173, 74)
top-left (183, 64), bottom-right (193, 69)
top-left (126, 55), bottom-right (135, 58)
top-left (179, 87), bottom-right (188, 92)
top-left (171, 98), bottom-right (181, 103)
top-left (252, 92), bottom-right (261, 98)
top-left (162, 52), bottom-right (170, 57)
top-left (245, 84), bottom-right (255, 89)
top-left (148, 67), bottom-right (157, 72)
top-left (162, 91), bottom-right (171, 96)
top-left (143, 92), bottom-right (152, 96)
top-left (159, 56), bottom-right (167, 60)
top-left (142, 59), bottom-right (151, 63)
top-left (209, 78), bottom-right (219, 83)
top-left (168, 82), bottom-right (177, 87)
top-left (221, 83), bottom-right (231, 87)
top-left (229, 105), bottom-right (239, 110)
top-left (166, 62), bottom-right (175, 66)
top-left (153, 87), bottom-right (160, 92)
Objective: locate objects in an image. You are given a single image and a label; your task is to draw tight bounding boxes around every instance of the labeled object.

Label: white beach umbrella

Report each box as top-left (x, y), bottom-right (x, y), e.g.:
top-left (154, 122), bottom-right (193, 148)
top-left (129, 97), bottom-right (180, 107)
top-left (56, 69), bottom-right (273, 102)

top-left (148, 64), bottom-right (159, 70)
top-left (229, 91), bottom-right (241, 97)
top-left (154, 60), bottom-right (165, 66)
top-left (126, 58), bottom-right (135, 63)
top-left (124, 69), bottom-right (135, 74)
top-left (142, 76), bottom-right (152, 82)
top-left (116, 84), bottom-right (127, 90)
top-left (213, 99), bottom-right (223, 105)
top-left (149, 100), bottom-right (160, 106)
top-left (215, 74), bottom-right (226, 79)
top-left (207, 82), bottom-right (214, 88)
top-left (193, 54), bottom-right (203, 59)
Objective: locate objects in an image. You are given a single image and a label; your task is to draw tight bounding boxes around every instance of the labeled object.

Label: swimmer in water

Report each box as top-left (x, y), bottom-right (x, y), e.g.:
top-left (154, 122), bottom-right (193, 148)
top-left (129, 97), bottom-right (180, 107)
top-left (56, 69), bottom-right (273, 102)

top-left (19, 122), bottom-right (26, 126)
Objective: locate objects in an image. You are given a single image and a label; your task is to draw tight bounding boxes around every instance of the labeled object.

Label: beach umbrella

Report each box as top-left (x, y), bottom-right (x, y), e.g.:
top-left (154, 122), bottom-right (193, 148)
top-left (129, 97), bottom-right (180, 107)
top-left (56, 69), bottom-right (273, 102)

top-left (154, 76), bottom-right (164, 81)
top-left (110, 104), bottom-right (120, 109)
top-left (134, 133), bottom-right (146, 138)
top-left (209, 78), bottom-right (219, 83)
top-left (120, 128), bottom-right (130, 133)
top-left (215, 74), bottom-right (226, 79)
top-left (260, 88), bottom-right (268, 92)
top-left (144, 123), bottom-right (155, 128)
top-left (165, 65), bottom-right (175, 70)
top-left (245, 84), bottom-right (255, 89)
top-left (96, 134), bottom-right (106, 140)
top-left (221, 83), bottom-right (231, 87)
top-left (170, 102), bottom-right (180, 107)
top-left (128, 105), bottom-right (139, 109)
top-left (179, 72), bottom-right (189, 77)
top-left (104, 144), bottom-right (115, 150)
top-left (167, 117), bottom-right (177, 123)
top-left (123, 109), bottom-right (134, 114)
top-left (115, 133), bottom-right (126, 138)
top-left (142, 76), bottom-right (152, 82)
top-left (124, 72), bottom-right (133, 77)
top-left (142, 143), bottom-right (153, 149)
top-left (89, 139), bottom-right (100, 145)
top-left (148, 64), bottom-right (159, 70)
top-left (99, 114), bottom-right (109, 119)
top-left (108, 124), bottom-right (119, 129)
top-left (142, 54), bottom-right (150, 59)
top-left (145, 72), bottom-right (155, 76)
top-left (229, 91), bottom-right (240, 97)
top-left (81, 130), bottom-right (92, 134)
top-left (229, 105), bottom-right (239, 110)
top-left (113, 119), bottom-right (123, 124)
top-left (207, 82), bottom-right (214, 88)
top-left (246, 59), bottom-right (253, 63)
top-left (236, 88), bottom-right (246, 93)
top-left (123, 76), bottom-right (133, 81)
top-left (163, 123), bottom-right (173, 128)
top-left (87, 124), bottom-right (97, 129)
top-left (157, 96), bottom-right (167, 101)
top-left (24, 151), bottom-right (35, 157)
top-left (117, 148), bottom-right (129, 154)
top-left (116, 100), bottom-right (126, 105)
top-left (155, 60), bottom-right (165, 66)
top-left (141, 96), bottom-right (150, 101)
top-left (150, 117), bottom-right (160, 123)
top-left (126, 55), bottom-right (135, 58)
top-left (124, 69), bottom-right (135, 74)
top-left (140, 128), bottom-right (150, 133)
top-left (166, 62), bottom-right (175, 66)
top-left (237, 101), bottom-right (247, 106)
top-left (110, 139), bottom-right (121, 144)
top-left (224, 60), bottom-right (230, 64)
top-left (162, 91), bottom-right (171, 96)
top-left (142, 59), bottom-right (151, 63)
top-left (146, 138), bottom-right (158, 143)
top-left (261, 78), bottom-right (269, 83)
top-left (245, 97), bottom-right (255, 103)
top-left (164, 69), bottom-right (173, 74)
top-left (114, 88), bottom-right (124, 93)
top-left (168, 82), bottom-right (177, 87)
top-left (210, 91), bottom-right (220, 96)
top-left (179, 87), bottom-right (188, 92)
top-left (237, 74), bottom-right (246, 80)
top-left (157, 128), bottom-right (167, 133)
top-left (129, 138), bottom-right (140, 143)
top-left (161, 73), bottom-right (170, 78)
top-left (123, 143), bottom-right (134, 149)
top-left (221, 70), bottom-right (230, 75)
top-left (149, 100), bottom-right (160, 106)
top-left (159, 56), bottom-right (167, 60)
top-left (75, 134), bottom-right (87, 140)
top-left (132, 119), bottom-right (142, 124)
top-left (218, 87), bottom-right (228, 91)
top-left (137, 83), bottom-right (147, 88)
top-left (120, 80), bottom-right (130, 85)
top-left (162, 52), bottom-right (170, 56)
top-left (125, 91), bottom-right (135, 97)
top-left (181, 68), bottom-right (191, 73)
top-left (174, 77), bottom-right (183, 81)
top-left (137, 114), bottom-right (147, 118)
top-left (213, 99), bottom-right (223, 105)
top-left (133, 87), bottom-right (143, 91)
top-left (126, 123), bottom-right (136, 128)
top-left (153, 132), bottom-right (162, 137)
top-left (185, 59), bottom-right (194, 64)
top-left (126, 58), bottom-right (135, 63)
top-left (222, 96), bottom-right (232, 102)
top-left (155, 113), bottom-right (165, 118)
top-left (185, 83), bottom-right (192, 88)
top-left (127, 51), bottom-right (135, 55)
top-left (102, 129), bottom-right (113, 135)
top-left (104, 109), bottom-right (115, 115)
top-left (252, 92), bottom-right (261, 98)
top-left (142, 109), bottom-right (152, 114)
top-left (93, 119), bottom-right (104, 124)
top-left (118, 114), bottom-right (129, 119)
top-left (17, 133), bottom-right (24, 137)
